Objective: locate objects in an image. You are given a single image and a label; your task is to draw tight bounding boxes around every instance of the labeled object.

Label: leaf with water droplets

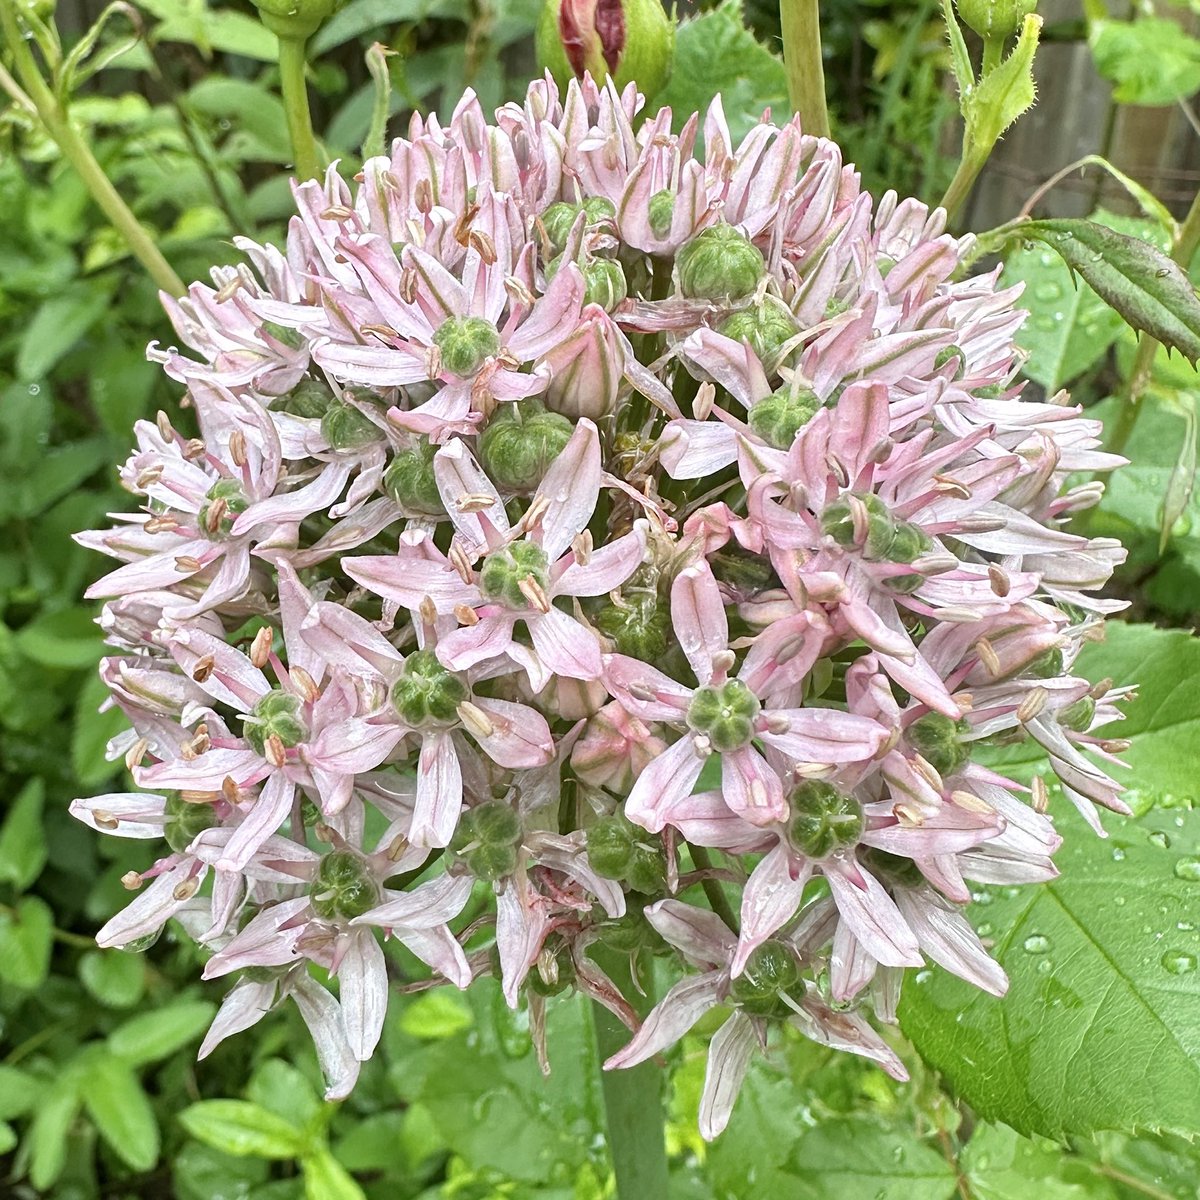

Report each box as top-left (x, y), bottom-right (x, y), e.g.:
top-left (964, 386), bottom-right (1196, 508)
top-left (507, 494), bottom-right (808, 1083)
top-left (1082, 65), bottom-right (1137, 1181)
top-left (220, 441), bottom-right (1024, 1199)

top-left (1017, 218), bottom-right (1200, 363)
top-left (900, 800), bottom-right (1200, 1138)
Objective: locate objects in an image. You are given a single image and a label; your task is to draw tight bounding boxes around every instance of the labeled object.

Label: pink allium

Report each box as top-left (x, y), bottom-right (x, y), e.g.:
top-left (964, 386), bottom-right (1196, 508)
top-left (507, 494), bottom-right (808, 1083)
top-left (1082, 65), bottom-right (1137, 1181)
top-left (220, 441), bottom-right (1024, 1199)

top-left (75, 74), bottom-right (1127, 1130)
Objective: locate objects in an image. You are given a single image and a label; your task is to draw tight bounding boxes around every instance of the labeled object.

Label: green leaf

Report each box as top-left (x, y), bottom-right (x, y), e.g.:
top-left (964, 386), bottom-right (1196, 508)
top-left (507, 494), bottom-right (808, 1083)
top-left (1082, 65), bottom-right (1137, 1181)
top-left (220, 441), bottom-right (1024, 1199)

top-left (1002, 244), bottom-right (1124, 392)
top-left (247, 1059), bottom-right (323, 1131)
top-left (173, 1141), bottom-right (270, 1200)
top-left (1090, 18), bottom-right (1200, 106)
top-left (72, 670), bottom-right (129, 788)
top-left (310, 0), bottom-right (461, 54)
top-left (178, 1100), bottom-right (307, 1160)
top-left (0, 1066), bottom-right (40, 1120)
top-left (331, 1111), bottom-right (407, 1173)
top-left (28, 1078), bottom-right (83, 1191)
top-left (301, 1146), bottom-right (367, 1200)
top-left (7, 437), bottom-right (111, 520)
top-left (138, 0), bottom-right (279, 60)
top-left (79, 949), bottom-right (147, 1009)
top-left (14, 606), bottom-right (105, 669)
top-left (0, 1121), bottom-right (15, 1156)
top-left (963, 1124), bottom-right (1117, 1200)
top-left (80, 1053), bottom-right (160, 1172)
top-left (901, 797), bottom-right (1200, 1138)
top-left (398, 989), bottom-right (474, 1040)
top-left (109, 999), bottom-right (217, 1067)
top-left (962, 15), bottom-right (1040, 152)
top-left (16, 286), bottom-right (112, 379)
top-left (1019, 218), bottom-right (1200, 363)
top-left (0, 895), bottom-right (54, 988)
top-left (649, 0), bottom-right (789, 144)
top-left (0, 777), bottom-right (47, 891)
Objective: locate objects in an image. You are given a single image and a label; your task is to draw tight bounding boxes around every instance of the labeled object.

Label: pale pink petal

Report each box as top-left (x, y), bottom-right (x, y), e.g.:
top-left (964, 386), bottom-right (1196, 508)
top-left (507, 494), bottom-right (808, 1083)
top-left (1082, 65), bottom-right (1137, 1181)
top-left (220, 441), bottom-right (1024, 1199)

top-left (412, 731), bottom-right (463, 848)
top-left (527, 606), bottom-right (602, 681)
top-left (758, 708), bottom-right (887, 763)
top-left (732, 845), bottom-right (813, 975)
top-left (671, 562), bottom-right (728, 685)
top-left (894, 888), bottom-right (1008, 996)
top-left (823, 859), bottom-right (922, 968)
top-left (289, 973), bottom-right (362, 1100)
top-left (624, 737), bottom-right (706, 833)
top-left (721, 746), bottom-right (788, 827)
top-left (217, 773), bottom-right (296, 873)
top-left (534, 418), bottom-right (602, 561)
top-left (337, 930), bottom-right (388, 1060)
top-left (603, 972), bottom-right (724, 1069)
top-left (552, 524), bottom-right (647, 597)
top-left (699, 1012), bottom-right (757, 1141)
top-left (468, 697), bottom-right (554, 767)
top-left (645, 898), bottom-right (737, 967)
top-left (198, 978), bottom-right (276, 1059)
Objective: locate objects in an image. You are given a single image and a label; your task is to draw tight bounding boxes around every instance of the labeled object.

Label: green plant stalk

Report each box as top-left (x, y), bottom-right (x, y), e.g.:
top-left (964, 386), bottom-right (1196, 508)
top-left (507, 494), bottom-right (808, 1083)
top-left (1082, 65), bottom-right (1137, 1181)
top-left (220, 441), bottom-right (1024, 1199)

top-left (277, 34), bottom-right (321, 181)
top-left (981, 35), bottom-right (1004, 75)
top-left (939, 143), bottom-right (988, 221)
top-left (591, 949), bottom-right (670, 1200)
top-left (0, 1), bottom-right (184, 295)
top-left (1114, 186), bottom-right (1200, 451)
top-left (779, 0), bottom-right (830, 138)
top-left (688, 842), bottom-right (739, 932)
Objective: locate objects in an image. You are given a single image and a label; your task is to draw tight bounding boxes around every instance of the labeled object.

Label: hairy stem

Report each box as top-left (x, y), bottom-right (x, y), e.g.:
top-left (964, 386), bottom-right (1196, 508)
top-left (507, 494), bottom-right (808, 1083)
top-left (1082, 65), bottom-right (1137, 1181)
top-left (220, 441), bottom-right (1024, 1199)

top-left (939, 148), bottom-right (986, 222)
top-left (277, 34), bottom-right (321, 182)
top-left (779, 0), bottom-right (830, 138)
top-left (0, 0), bottom-right (184, 295)
top-left (591, 950), bottom-right (670, 1200)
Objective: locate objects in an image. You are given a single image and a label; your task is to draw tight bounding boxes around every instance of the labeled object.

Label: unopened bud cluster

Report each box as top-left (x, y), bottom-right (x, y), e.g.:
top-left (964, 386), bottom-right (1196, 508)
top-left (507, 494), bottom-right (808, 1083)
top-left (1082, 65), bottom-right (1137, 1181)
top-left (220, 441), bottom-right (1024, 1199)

top-left (74, 74), bottom-right (1128, 1139)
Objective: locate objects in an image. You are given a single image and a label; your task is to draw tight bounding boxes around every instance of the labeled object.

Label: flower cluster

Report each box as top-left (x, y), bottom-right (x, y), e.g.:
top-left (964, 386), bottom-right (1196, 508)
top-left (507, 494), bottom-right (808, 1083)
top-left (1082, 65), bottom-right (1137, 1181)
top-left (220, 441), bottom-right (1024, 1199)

top-left (74, 74), bottom-right (1130, 1138)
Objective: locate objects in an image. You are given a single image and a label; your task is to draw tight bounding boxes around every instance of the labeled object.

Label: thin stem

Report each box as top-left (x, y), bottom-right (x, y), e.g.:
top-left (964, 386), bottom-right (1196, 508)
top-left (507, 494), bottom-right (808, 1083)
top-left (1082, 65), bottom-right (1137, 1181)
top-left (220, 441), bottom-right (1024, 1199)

top-left (779, 0), bottom-right (830, 138)
top-left (277, 35), bottom-right (321, 182)
top-left (939, 147), bottom-right (986, 222)
top-left (591, 950), bottom-right (670, 1200)
top-left (688, 843), bottom-right (740, 932)
top-left (1115, 185), bottom-right (1200, 447)
top-left (981, 35), bottom-right (1004, 76)
top-left (0, 0), bottom-right (184, 295)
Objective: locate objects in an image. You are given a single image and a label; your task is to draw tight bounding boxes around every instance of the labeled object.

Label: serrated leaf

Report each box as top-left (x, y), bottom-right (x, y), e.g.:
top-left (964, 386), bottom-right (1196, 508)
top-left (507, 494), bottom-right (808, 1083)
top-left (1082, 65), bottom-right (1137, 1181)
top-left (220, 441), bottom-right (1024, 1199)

top-left (0, 777), bottom-right (46, 891)
top-left (301, 1146), bottom-right (367, 1200)
top-left (963, 14), bottom-right (1040, 151)
top-left (81, 1053), bottom-right (160, 1172)
top-left (178, 1100), bottom-right (307, 1160)
top-left (901, 798), bottom-right (1200, 1139)
top-left (1002, 245), bottom-right (1124, 391)
top-left (649, 0), bottom-right (789, 143)
top-left (1090, 18), bottom-right (1200, 107)
top-left (109, 999), bottom-right (217, 1067)
top-left (0, 895), bottom-right (54, 988)
top-left (963, 1124), bottom-right (1117, 1199)
top-left (1019, 218), bottom-right (1200, 363)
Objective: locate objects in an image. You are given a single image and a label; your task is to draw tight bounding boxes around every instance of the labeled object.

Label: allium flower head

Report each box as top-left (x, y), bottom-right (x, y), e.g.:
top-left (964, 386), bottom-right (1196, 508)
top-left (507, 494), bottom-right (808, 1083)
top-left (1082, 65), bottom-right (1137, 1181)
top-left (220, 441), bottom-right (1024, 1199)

top-left (76, 73), bottom-right (1127, 1130)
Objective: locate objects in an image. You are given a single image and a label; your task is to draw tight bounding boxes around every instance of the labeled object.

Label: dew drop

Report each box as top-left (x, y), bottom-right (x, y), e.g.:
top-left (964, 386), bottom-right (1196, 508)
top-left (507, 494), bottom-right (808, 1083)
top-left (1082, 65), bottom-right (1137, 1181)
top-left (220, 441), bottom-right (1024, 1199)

top-left (1177, 921), bottom-right (1195, 932)
top-left (1174, 856), bottom-right (1200, 882)
top-left (1033, 282), bottom-right (1063, 303)
top-left (1023, 934), bottom-right (1051, 954)
top-left (1111, 847), bottom-right (1127, 862)
top-left (1149, 831), bottom-right (1171, 849)
top-left (976, 922), bottom-right (994, 938)
top-left (1036, 958), bottom-right (1053, 974)
top-left (1160, 950), bottom-right (1197, 975)
top-left (1114, 895), bottom-right (1126, 907)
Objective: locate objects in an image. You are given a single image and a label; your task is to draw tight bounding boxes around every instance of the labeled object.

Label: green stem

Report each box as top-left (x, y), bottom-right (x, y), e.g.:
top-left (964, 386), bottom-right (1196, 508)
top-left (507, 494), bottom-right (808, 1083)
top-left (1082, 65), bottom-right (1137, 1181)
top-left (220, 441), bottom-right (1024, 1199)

top-left (779, 0), bottom-right (830, 138)
top-left (1115, 185), bottom-right (1200, 448)
top-left (939, 146), bottom-right (987, 222)
top-left (688, 843), bottom-right (739, 932)
top-left (0, 0), bottom-right (184, 295)
top-left (591, 950), bottom-right (670, 1200)
top-left (277, 34), bottom-right (321, 181)
top-left (981, 35), bottom-right (1004, 75)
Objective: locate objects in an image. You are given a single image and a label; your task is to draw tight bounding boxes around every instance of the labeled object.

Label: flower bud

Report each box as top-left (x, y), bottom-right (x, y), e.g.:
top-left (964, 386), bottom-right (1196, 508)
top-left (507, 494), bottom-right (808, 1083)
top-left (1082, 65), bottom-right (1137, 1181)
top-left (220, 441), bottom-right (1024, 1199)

top-left (479, 541), bottom-right (552, 609)
top-left (163, 792), bottom-right (217, 855)
top-left (934, 345), bottom-right (967, 380)
top-left (648, 189), bottom-right (675, 238)
top-left (906, 713), bottom-right (970, 777)
top-left (572, 701), bottom-right (666, 791)
top-left (1060, 694), bottom-right (1096, 732)
top-left (321, 398), bottom-right (378, 451)
top-left (278, 377), bottom-right (334, 419)
top-left (451, 800), bottom-right (523, 882)
top-left (383, 441), bottom-right (445, 515)
top-left (536, 0), bottom-right (675, 101)
top-left (955, 0), bottom-right (1037, 42)
top-left (198, 479), bottom-right (250, 540)
top-left (747, 386), bottom-right (820, 451)
top-left (309, 849), bottom-right (380, 920)
top-left (528, 942), bottom-right (576, 996)
top-left (821, 492), bottom-right (897, 559)
top-left (718, 297), bottom-right (800, 371)
top-left (787, 781), bottom-right (863, 859)
top-left (542, 310), bottom-right (625, 420)
top-left (1025, 646), bottom-right (1065, 679)
top-left (252, 0), bottom-right (343, 40)
top-left (243, 689), bottom-right (308, 756)
top-left (433, 315), bottom-right (501, 377)
top-left (479, 399), bottom-right (575, 494)
top-left (586, 813), bottom-right (637, 880)
top-left (686, 679), bottom-right (761, 753)
top-left (730, 941), bottom-right (800, 1016)
top-left (391, 649), bottom-right (469, 726)
top-left (677, 224), bottom-right (765, 302)
top-left (595, 592), bottom-right (670, 660)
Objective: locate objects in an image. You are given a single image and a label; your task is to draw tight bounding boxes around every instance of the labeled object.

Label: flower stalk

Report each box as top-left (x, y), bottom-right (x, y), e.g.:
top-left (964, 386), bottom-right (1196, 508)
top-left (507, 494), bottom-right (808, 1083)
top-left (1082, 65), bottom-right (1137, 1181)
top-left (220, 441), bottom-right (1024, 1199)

top-left (0, 0), bottom-right (184, 295)
top-left (779, 0), bottom-right (830, 138)
top-left (277, 34), bottom-right (322, 182)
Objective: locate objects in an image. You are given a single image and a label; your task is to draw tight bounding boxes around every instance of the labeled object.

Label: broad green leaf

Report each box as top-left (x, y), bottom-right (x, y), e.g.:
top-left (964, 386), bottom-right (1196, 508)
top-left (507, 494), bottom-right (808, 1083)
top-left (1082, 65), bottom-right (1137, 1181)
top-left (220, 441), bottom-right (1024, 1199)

top-left (1002, 244), bottom-right (1124, 391)
top-left (1019, 218), bottom-right (1200, 363)
top-left (27, 1078), bottom-right (82, 1191)
top-left (1089, 1129), bottom-right (1200, 1200)
top-left (187, 79), bottom-right (292, 164)
top-left (901, 798), bottom-right (1200, 1138)
top-left (0, 1066), bottom-right (40, 1120)
top-left (8, 437), bottom-right (110, 520)
top-left (88, 343), bottom-right (158, 438)
top-left (178, 1100), bottom-right (307, 1160)
top-left (81, 1053), bottom-right (160, 1172)
top-left (109, 999), bottom-right (217, 1067)
top-left (247, 1059), bottom-right (323, 1132)
top-left (963, 1124), bottom-right (1117, 1199)
top-left (14, 606), bottom-right (105, 669)
top-left (331, 1111), bottom-right (407, 1173)
top-left (0, 895), bottom-right (54, 988)
top-left (649, 0), bottom-right (789, 144)
top-left (962, 15), bottom-right (1040, 152)
top-left (310, 0), bottom-right (461, 54)
top-left (0, 1122), bottom-right (15, 1156)
top-left (79, 949), bottom-right (147, 1009)
top-left (0, 777), bottom-right (47, 891)
top-left (16, 287), bottom-right (112, 379)
top-left (1090, 18), bottom-right (1200, 106)
top-left (72, 670), bottom-right (128, 788)
top-left (137, 0), bottom-right (279, 60)
top-left (172, 1141), bottom-right (270, 1200)
top-left (301, 1146), bottom-right (367, 1200)
top-left (783, 1117), bottom-right (957, 1200)
top-left (398, 989), bottom-right (474, 1040)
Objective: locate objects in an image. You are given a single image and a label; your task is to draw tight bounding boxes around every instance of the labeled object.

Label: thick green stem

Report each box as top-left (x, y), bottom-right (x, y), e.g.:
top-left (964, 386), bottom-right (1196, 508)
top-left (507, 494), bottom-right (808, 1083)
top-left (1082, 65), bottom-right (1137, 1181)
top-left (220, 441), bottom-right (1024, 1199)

top-left (1115, 186), bottom-right (1200, 449)
top-left (688, 843), bottom-right (739, 933)
top-left (277, 34), bottom-right (321, 181)
top-left (981, 35), bottom-right (1004, 75)
top-left (0, 1), bottom-right (184, 295)
top-left (779, 0), bottom-right (830, 138)
top-left (591, 950), bottom-right (669, 1200)
top-left (939, 146), bottom-right (987, 221)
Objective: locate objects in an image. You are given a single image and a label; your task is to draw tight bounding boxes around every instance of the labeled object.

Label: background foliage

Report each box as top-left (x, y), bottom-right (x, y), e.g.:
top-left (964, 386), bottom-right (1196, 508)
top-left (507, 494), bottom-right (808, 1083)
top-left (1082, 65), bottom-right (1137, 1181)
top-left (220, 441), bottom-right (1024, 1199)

top-left (2, 0), bottom-right (1199, 1196)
